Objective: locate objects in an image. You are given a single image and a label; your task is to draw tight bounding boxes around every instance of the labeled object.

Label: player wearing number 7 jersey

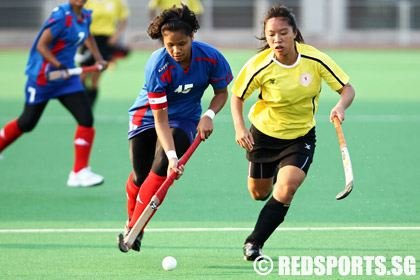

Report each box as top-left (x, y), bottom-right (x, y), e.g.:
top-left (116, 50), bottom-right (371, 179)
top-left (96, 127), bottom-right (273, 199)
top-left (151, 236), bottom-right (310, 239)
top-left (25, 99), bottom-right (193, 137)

top-left (0, 0), bottom-right (108, 187)
top-left (121, 4), bottom-right (232, 251)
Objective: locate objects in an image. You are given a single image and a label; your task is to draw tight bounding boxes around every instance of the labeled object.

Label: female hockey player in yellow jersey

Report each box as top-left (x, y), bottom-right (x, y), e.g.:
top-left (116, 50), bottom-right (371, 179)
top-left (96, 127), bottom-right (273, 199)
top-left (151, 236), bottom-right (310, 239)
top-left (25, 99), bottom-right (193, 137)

top-left (230, 4), bottom-right (355, 261)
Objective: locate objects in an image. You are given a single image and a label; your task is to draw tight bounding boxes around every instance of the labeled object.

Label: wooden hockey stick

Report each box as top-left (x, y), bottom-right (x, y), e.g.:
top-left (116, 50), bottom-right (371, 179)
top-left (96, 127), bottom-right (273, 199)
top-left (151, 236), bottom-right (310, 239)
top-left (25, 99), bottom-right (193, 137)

top-left (118, 135), bottom-right (203, 252)
top-left (47, 64), bottom-right (103, 81)
top-left (333, 117), bottom-right (354, 200)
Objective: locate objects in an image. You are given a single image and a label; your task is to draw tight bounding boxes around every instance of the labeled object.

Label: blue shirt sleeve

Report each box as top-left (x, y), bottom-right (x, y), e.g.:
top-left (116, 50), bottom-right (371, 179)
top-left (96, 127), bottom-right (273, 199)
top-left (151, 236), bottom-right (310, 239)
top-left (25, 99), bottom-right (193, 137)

top-left (45, 6), bottom-right (66, 39)
top-left (84, 8), bottom-right (92, 28)
top-left (145, 61), bottom-right (167, 94)
top-left (209, 50), bottom-right (233, 89)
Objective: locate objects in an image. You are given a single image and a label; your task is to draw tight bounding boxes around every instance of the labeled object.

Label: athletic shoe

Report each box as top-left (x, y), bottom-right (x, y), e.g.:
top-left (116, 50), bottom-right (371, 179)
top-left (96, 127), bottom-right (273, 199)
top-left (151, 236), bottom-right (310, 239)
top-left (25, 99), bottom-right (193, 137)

top-left (117, 233), bottom-right (129, 253)
top-left (123, 219), bottom-right (143, 252)
top-left (131, 231), bottom-right (143, 252)
top-left (243, 242), bottom-right (263, 261)
top-left (67, 167), bottom-right (104, 187)
top-left (117, 225), bottom-right (143, 253)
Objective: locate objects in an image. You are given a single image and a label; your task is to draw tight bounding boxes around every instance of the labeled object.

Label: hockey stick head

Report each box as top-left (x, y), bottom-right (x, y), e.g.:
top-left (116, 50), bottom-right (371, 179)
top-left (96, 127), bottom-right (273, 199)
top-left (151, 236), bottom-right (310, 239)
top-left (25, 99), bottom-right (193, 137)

top-left (335, 146), bottom-right (354, 200)
top-left (117, 233), bottom-right (129, 253)
top-left (336, 181), bottom-right (353, 200)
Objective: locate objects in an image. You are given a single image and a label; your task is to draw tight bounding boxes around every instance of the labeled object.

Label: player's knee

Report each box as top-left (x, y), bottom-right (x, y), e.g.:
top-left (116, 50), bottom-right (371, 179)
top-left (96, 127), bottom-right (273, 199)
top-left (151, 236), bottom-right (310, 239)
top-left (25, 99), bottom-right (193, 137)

top-left (276, 183), bottom-right (300, 201)
top-left (248, 178), bottom-right (273, 201)
top-left (251, 193), bottom-right (269, 201)
top-left (248, 187), bottom-right (271, 201)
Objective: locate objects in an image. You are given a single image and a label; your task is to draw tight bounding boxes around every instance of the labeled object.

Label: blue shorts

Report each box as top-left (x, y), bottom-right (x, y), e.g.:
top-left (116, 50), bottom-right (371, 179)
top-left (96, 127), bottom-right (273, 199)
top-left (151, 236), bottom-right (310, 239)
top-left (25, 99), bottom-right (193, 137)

top-left (128, 119), bottom-right (199, 144)
top-left (25, 76), bottom-right (85, 104)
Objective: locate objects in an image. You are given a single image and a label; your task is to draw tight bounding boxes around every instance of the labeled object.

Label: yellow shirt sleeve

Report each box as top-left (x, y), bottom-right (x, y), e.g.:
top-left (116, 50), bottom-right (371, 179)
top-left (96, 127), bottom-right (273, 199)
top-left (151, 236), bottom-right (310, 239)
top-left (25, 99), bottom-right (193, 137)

top-left (148, 0), bottom-right (160, 10)
top-left (318, 51), bottom-right (350, 91)
top-left (231, 50), bottom-right (272, 99)
top-left (186, 0), bottom-right (203, 15)
top-left (117, 0), bottom-right (130, 20)
top-left (149, 0), bottom-right (203, 15)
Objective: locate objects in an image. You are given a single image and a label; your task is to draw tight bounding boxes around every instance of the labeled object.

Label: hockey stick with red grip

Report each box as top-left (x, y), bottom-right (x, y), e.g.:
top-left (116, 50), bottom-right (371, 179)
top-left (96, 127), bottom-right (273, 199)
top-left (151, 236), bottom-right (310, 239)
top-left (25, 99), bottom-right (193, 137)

top-left (118, 135), bottom-right (203, 252)
top-left (47, 64), bottom-right (103, 81)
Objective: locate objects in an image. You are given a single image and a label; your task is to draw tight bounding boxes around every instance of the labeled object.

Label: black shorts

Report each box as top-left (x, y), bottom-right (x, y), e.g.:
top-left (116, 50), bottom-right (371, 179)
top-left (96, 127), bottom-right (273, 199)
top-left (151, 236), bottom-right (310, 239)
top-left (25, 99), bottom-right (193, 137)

top-left (247, 125), bottom-right (316, 178)
top-left (80, 35), bottom-right (113, 66)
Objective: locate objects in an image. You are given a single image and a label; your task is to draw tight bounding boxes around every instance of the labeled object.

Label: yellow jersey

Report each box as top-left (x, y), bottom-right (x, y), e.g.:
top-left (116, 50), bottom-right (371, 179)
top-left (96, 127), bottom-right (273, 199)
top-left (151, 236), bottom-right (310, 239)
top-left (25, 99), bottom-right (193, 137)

top-left (149, 0), bottom-right (204, 15)
top-left (85, 0), bottom-right (130, 36)
top-left (231, 42), bottom-right (349, 140)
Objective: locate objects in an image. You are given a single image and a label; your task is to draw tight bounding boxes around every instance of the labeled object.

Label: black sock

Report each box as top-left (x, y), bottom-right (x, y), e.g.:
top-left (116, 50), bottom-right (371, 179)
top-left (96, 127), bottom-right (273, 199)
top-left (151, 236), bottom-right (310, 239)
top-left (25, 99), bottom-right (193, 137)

top-left (245, 197), bottom-right (290, 247)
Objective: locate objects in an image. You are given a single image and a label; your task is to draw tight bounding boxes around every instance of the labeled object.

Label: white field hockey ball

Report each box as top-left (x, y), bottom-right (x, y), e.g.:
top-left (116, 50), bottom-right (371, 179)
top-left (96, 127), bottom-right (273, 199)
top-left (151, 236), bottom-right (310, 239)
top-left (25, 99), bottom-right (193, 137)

top-left (162, 256), bottom-right (177, 271)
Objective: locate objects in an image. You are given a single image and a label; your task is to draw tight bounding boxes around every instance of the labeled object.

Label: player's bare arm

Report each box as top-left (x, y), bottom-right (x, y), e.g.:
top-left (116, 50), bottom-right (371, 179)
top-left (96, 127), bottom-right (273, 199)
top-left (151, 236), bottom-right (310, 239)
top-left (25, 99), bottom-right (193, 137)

top-left (84, 34), bottom-right (108, 70)
top-left (36, 27), bottom-right (64, 70)
top-left (108, 19), bottom-right (127, 46)
top-left (330, 83), bottom-right (355, 123)
top-left (153, 108), bottom-right (183, 179)
top-left (197, 86), bottom-right (228, 140)
top-left (231, 94), bottom-right (254, 151)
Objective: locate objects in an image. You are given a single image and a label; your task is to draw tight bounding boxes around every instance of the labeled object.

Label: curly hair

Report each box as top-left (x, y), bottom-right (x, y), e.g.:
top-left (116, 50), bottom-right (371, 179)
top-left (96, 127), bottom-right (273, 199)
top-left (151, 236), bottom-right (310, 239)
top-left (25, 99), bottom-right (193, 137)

top-left (257, 5), bottom-right (304, 52)
top-left (147, 4), bottom-right (200, 41)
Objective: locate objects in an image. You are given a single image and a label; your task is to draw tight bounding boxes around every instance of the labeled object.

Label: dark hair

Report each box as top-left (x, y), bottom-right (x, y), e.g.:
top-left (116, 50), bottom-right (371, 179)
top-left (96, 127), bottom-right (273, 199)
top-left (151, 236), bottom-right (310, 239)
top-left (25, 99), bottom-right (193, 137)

top-left (147, 4), bottom-right (200, 41)
top-left (257, 4), bottom-right (304, 52)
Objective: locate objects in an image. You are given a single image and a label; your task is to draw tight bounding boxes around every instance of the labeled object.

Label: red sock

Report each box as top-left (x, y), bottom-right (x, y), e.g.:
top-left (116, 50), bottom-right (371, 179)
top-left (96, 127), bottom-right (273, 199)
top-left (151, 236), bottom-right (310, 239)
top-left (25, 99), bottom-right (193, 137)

top-left (126, 172), bottom-right (140, 219)
top-left (128, 170), bottom-right (166, 228)
top-left (0, 119), bottom-right (23, 153)
top-left (73, 125), bottom-right (95, 172)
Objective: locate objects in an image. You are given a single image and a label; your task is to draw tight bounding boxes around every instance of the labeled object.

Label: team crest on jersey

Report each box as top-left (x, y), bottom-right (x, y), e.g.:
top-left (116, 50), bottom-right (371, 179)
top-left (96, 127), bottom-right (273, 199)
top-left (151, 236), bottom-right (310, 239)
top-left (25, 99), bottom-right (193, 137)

top-left (299, 73), bottom-right (312, 87)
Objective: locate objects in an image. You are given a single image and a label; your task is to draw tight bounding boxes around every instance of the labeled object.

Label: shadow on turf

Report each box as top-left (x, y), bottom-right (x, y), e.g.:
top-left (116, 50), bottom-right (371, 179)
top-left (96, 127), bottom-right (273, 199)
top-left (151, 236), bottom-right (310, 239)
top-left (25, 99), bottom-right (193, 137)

top-left (146, 244), bottom-right (416, 253)
top-left (3, 243), bottom-right (415, 255)
top-left (206, 265), bottom-right (250, 271)
top-left (266, 246), bottom-right (416, 253)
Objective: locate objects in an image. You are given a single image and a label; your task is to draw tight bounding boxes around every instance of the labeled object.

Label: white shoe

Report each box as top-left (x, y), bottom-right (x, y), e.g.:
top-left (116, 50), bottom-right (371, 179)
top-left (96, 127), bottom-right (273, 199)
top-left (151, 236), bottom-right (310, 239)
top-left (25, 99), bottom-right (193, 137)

top-left (67, 167), bottom-right (104, 187)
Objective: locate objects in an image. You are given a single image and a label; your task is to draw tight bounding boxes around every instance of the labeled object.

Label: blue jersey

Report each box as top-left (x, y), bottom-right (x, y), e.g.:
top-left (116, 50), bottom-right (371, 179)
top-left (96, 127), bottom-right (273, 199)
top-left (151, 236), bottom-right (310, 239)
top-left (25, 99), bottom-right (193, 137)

top-left (128, 41), bottom-right (233, 134)
top-left (25, 3), bottom-right (92, 86)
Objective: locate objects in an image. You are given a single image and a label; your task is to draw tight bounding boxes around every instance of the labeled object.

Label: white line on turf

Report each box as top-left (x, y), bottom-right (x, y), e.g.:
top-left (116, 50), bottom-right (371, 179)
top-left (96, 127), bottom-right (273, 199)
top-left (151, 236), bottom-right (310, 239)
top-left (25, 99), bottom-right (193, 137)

top-left (0, 227), bottom-right (419, 233)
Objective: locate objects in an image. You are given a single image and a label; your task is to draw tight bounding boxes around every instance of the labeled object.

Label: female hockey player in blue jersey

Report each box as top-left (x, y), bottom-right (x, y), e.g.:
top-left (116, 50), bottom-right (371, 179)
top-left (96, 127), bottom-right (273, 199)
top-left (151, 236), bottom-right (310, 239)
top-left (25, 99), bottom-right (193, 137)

top-left (0, 0), bottom-right (108, 187)
top-left (119, 4), bottom-right (233, 252)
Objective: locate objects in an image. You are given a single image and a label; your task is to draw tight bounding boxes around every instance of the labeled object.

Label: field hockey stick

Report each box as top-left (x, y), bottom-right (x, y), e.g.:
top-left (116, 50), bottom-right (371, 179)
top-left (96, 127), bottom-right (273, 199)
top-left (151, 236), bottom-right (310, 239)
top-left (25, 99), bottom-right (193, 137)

top-left (118, 135), bottom-right (203, 252)
top-left (333, 116), bottom-right (354, 200)
top-left (47, 64), bottom-right (103, 81)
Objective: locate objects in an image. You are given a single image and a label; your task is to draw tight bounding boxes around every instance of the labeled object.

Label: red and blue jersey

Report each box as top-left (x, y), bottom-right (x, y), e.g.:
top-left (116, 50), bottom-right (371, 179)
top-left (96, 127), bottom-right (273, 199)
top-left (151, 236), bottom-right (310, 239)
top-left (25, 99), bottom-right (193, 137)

top-left (128, 41), bottom-right (233, 134)
top-left (25, 3), bottom-right (92, 86)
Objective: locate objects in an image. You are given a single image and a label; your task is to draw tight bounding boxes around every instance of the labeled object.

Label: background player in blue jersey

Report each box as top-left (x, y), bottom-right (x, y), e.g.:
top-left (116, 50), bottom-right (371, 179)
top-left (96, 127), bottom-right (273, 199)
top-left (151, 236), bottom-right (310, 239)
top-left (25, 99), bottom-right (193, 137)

top-left (0, 0), bottom-right (108, 187)
top-left (119, 4), bottom-right (233, 251)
